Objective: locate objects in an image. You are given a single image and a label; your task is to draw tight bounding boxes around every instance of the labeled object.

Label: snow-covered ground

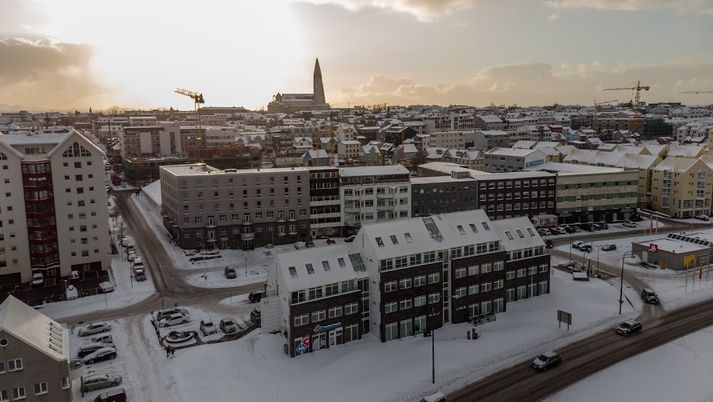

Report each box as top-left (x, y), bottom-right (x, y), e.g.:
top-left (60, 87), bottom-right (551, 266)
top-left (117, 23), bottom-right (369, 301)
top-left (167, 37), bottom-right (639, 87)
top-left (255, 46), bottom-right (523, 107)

top-left (106, 269), bottom-right (640, 402)
top-left (546, 325), bottom-right (713, 402)
top-left (543, 219), bottom-right (668, 242)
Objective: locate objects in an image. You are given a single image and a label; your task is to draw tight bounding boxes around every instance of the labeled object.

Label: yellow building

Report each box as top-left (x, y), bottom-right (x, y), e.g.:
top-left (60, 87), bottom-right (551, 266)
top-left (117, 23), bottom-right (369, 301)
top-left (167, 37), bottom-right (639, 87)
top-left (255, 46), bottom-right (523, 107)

top-left (650, 157), bottom-right (713, 218)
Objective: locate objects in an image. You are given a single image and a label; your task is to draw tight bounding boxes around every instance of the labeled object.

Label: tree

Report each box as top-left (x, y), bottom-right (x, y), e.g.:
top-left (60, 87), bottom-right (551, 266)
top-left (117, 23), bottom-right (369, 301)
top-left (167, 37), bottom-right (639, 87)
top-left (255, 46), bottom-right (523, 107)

top-left (410, 148), bottom-right (428, 167)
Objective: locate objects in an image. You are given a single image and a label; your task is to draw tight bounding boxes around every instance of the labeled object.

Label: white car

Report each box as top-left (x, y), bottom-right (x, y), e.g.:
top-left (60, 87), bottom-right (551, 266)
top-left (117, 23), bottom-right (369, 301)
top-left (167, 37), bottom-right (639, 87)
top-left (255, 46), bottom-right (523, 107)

top-left (294, 241), bottom-right (306, 250)
top-left (31, 272), bottom-right (44, 286)
top-left (78, 322), bottom-right (112, 337)
top-left (66, 285), bottom-right (79, 300)
top-left (98, 282), bottom-right (114, 293)
top-left (420, 392), bottom-right (447, 402)
top-left (158, 313), bottom-right (190, 328)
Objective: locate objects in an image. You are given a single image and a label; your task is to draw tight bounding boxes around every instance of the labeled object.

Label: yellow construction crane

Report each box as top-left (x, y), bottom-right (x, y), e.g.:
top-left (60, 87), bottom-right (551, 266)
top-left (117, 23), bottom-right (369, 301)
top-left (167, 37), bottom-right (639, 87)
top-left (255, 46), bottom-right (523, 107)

top-left (680, 90), bottom-right (713, 94)
top-left (603, 81), bottom-right (650, 109)
top-left (175, 88), bottom-right (205, 131)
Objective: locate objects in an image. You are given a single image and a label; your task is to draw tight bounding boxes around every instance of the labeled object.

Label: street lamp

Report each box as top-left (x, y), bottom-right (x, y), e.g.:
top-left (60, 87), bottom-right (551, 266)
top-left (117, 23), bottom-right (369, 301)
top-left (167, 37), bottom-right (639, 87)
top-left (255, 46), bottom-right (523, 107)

top-left (620, 251), bottom-right (634, 314)
top-left (595, 244), bottom-right (602, 278)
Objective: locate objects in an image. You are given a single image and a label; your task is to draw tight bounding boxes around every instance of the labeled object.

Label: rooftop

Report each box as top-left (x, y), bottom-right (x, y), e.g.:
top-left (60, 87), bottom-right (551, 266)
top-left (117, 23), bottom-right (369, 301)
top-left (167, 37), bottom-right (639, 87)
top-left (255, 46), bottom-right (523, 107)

top-left (339, 165), bottom-right (409, 178)
top-left (0, 295), bottom-right (69, 362)
top-left (161, 163), bottom-right (308, 176)
top-left (276, 245), bottom-right (368, 292)
top-left (531, 162), bottom-right (626, 175)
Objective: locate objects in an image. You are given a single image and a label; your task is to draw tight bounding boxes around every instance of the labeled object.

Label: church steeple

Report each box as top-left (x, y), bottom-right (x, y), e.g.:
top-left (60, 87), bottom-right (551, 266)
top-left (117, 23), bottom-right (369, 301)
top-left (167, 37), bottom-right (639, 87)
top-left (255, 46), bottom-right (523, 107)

top-left (313, 58), bottom-right (326, 105)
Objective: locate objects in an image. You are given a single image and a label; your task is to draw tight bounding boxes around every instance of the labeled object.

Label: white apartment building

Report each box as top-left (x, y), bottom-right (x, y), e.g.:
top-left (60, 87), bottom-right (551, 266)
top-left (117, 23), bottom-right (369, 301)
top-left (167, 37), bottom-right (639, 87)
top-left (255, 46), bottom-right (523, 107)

top-left (337, 140), bottom-right (362, 161)
top-left (339, 165), bottom-right (411, 234)
top-left (0, 130), bottom-right (110, 285)
top-left (484, 148), bottom-right (547, 173)
top-left (421, 131), bottom-right (476, 149)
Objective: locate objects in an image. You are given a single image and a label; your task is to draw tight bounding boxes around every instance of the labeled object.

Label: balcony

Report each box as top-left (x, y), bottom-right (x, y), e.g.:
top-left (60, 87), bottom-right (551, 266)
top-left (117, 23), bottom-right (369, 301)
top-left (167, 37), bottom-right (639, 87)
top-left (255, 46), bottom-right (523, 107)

top-left (242, 220), bottom-right (253, 226)
top-left (288, 216), bottom-right (297, 222)
top-left (376, 204), bottom-right (394, 210)
top-left (377, 192), bottom-right (394, 199)
top-left (343, 206), bottom-right (361, 213)
top-left (277, 217), bottom-right (286, 223)
top-left (241, 232), bottom-right (255, 241)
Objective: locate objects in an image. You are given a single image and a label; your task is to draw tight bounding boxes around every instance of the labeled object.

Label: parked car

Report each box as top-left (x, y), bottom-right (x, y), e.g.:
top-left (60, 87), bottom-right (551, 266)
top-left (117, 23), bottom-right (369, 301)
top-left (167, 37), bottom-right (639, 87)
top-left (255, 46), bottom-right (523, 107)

top-left (200, 320), bottom-right (218, 336)
top-left (79, 322), bottom-right (112, 337)
top-left (419, 391), bottom-right (448, 402)
top-left (132, 257), bottom-right (143, 267)
top-left (695, 215), bottom-right (710, 221)
top-left (294, 241), bottom-right (306, 250)
top-left (94, 388), bottom-right (127, 402)
top-left (571, 241), bottom-right (584, 250)
top-left (641, 288), bottom-right (660, 305)
top-left (91, 334), bottom-right (114, 344)
top-left (592, 223), bottom-right (605, 230)
top-left (564, 225), bottom-right (577, 234)
top-left (615, 320), bottom-right (642, 336)
top-left (538, 229), bottom-right (550, 237)
top-left (579, 244), bottom-right (592, 253)
top-left (81, 373), bottom-right (122, 393)
top-left (69, 358), bottom-right (84, 370)
top-left (326, 238), bottom-right (336, 245)
top-left (78, 342), bottom-right (115, 358)
top-left (127, 252), bottom-right (136, 262)
top-left (220, 318), bottom-right (238, 334)
top-left (158, 313), bottom-right (190, 328)
top-left (305, 240), bottom-right (315, 248)
top-left (156, 308), bottom-right (189, 322)
top-left (545, 240), bottom-right (554, 249)
top-left (134, 268), bottom-right (147, 281)
top-left (249, 290), bottom-right (266, 303)
top-left (66, 284), bottom-right (79, 300)
top-left (265, 243), bottom-right (274, 249)
top-left (83, 347), bottom-right (118, 364)
top-left (99, 281), bottom-right (115, 293)
top-left (250, 308), bottom-right (261, 325)
top-left (580, 223), bottom-right (595, 232)
top-left (224, 266), bottom-right (237, 279)
top-left (344, 235), bottom-right (356, 243)
top-left (601, 243), bottom-right (617, 251)
top-left (120, 237), bottom-right (128, 247)
top-left (531, 351), bottom-right (562, 371)
top-left (622, 221), bottom-right (637, 228)
top-left (31, 272), bottom-right (44, 286)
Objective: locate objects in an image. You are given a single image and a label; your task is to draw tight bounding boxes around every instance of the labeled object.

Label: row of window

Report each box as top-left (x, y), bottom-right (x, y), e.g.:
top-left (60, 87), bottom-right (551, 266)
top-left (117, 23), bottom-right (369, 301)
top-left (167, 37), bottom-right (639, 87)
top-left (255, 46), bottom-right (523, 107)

top-left (384, 273), bottom-right (439, 292)
top-left (479, 179), bottom-right (554, 190)
top-left (454, 261), bottom-right (505, 279)
top-left (505, 265), bottom-right (549, 280)
top-left (0, 378), bottom-right (69, 401)
top-left (384, 314), bottom-right (430, 341)
top-left (291, 279), bottom-right (357, 303)
top-left (293, 302), bottom-right (360, 326)
top-left (384, 293), bottom-right (440, 314)
top-left (454, 280), bottom-right (503, 298)
top-left (379, 242), bottom-right (500, 271)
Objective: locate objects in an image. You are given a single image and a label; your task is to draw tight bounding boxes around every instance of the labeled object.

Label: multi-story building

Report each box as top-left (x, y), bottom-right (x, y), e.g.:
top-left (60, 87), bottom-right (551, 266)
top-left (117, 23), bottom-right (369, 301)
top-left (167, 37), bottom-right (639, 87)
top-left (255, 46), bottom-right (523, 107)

top-left (308, 167), bottom-right (341, 238)
top-left (337, 140), bottom-right (362, 162)
top-left (650, 157), bottom-right (713, 218)
top-left (474, 115), bottom-right (506, 130)
top-left (0, 131), bottom-right (110, 286)
top-left (411, 175), bottom-right (478, 217)
top-left (160, 163), bottom-right (311, 250)
top-left (339, 165), bottom-right (411, 234)
top-left (484, 148), bottom-right (547, 173)
top-left (421, 131), bottom-right (476, 149)
top-left (473, 130), bottom-right (511, 151)
top-left (535, 162), bottom-right (639, 222)
top-left (0, 296), bottom-right (71, 402)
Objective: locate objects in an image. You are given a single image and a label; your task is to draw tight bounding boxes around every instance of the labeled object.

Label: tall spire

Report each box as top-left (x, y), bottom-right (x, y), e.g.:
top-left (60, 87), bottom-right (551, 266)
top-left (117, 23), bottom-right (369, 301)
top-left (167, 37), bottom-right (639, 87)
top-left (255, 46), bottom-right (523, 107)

top-left (313, 58), bottom-right (326, 105)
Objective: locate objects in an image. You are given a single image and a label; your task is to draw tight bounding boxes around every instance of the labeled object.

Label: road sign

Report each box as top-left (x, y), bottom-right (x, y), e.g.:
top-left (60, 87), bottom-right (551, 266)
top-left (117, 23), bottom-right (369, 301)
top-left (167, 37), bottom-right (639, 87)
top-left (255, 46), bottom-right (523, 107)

top-left (557, 309), bottom-right (572, 330)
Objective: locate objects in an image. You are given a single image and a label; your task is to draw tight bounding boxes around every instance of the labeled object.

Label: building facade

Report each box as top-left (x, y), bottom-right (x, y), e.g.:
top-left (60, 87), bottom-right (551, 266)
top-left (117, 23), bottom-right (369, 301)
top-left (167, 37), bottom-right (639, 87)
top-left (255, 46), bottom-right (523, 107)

top-left (650, 157), bottom-right (713, 218)
top-left (308, 167), bottom-right (341, 238)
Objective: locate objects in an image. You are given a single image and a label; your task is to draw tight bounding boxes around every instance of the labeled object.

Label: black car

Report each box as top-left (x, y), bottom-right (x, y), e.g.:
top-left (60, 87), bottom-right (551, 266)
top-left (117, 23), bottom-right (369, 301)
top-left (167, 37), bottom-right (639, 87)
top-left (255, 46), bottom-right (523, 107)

top-left (83, 347), bottom-right (117, 364)
top-left (601, 243), bottom-right (617, 251)
top-left (94, 388), bottom-right (127, 402)
top-left (564, 225), bottom-right (577, 234)
top-left (531, 351), bottom-right (562, 371)
top-left (249, 290), bottom-right (265, 303)
top-left (641, 288), bottom-right (660, 305)
top-left (615, 320), bottom-right (642, 336)
top-left (224, 266), bottom-right (237, 279)
top-left (579, 244), bottom-right (592, 253)
top-left (250, 308), bottom-right (261, 325)
top-left (580, 223), bottom-right (595, 232)
top-left (545, 240), bottom-right (554, 249)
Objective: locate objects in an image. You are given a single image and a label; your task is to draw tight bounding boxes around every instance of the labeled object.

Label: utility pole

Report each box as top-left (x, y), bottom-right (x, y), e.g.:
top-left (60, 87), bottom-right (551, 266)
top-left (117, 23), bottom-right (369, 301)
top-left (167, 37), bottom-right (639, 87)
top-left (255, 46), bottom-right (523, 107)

top-left (620, 251), bottom-right (633, 314)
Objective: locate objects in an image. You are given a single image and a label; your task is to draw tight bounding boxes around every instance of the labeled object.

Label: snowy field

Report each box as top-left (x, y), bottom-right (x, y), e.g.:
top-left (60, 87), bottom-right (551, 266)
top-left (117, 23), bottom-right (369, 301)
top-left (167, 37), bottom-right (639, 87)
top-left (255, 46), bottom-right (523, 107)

top-left (546, 325), bottom-right (713, 402)
top-left (121, 269), bottom-right (640, 402)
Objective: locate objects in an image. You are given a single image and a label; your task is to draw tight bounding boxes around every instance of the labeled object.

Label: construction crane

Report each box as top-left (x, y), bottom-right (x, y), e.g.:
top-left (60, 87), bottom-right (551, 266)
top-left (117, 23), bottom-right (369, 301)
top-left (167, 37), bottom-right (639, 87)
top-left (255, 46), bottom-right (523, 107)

top-left (680, 90), bottom-right (713, 94)
top-left (603, 81), bottom-right (650, 109)
top-left (174, 88), bottom-right (205, 131)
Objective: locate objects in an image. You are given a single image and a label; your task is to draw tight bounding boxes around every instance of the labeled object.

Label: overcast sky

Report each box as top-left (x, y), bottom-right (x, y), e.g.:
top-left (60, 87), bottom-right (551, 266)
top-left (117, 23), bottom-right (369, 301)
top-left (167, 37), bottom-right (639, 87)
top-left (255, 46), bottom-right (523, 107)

top-left (1, 0), bottom-right (712, 110)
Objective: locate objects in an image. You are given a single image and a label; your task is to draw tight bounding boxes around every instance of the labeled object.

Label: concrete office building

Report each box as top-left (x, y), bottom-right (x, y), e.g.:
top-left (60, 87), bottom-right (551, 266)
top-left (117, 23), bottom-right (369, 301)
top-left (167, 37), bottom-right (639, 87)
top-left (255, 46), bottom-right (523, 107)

top-left (484, 148), bottom-right (547, 173)
top-left (0, 130), bottom-right (111, 286)
top-left (160, 163), bottom-right (311, 250)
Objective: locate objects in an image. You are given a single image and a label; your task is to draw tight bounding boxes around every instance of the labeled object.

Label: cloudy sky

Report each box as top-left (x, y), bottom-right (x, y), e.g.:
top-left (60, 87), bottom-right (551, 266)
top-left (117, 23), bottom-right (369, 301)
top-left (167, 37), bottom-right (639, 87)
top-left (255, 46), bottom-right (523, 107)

top-left (1, 0), bottom-right (712, 110)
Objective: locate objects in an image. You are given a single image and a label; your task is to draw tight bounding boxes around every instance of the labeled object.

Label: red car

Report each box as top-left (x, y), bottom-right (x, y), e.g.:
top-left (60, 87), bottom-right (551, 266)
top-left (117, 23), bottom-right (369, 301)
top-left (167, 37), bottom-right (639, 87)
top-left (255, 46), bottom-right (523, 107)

top-left (326, 239), bottom-right (336, 245)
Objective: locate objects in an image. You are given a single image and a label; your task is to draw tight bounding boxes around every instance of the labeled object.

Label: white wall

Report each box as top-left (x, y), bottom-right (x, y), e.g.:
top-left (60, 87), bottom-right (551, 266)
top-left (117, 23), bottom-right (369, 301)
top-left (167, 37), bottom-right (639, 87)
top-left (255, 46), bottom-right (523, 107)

top-left (0, 143), bottom-right (31, 282)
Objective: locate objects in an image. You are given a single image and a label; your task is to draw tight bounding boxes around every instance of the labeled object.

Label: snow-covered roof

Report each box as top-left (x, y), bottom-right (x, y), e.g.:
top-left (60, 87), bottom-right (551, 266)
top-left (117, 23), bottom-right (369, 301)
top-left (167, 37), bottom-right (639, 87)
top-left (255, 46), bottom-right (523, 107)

top-left (492, 217), bottom-right (545, 251)
top-left (485, 147), bottom-right (543, 157)
top-left (1, 132), bottom-right (68, 146)
top-left (512, 140), bottom-right (537, 149)
top-left (0, 295), bottom-right (69, 362)
top-left (667, 144), bottom-right (704, 158)
top-left (339, 165), bottom-right (409, 177)
top-left (653, 157), bottom-right (700, 172)
top-left (357, 210), bottom-right (502, 260)
top-left (633, 238), bottom-right (708, 254)
top-left (276, 245), bottom-right (368, 292)
top-left (532, 162), bottom-right (625, 175)
top-left (142, 180), bottom-right (162, 205)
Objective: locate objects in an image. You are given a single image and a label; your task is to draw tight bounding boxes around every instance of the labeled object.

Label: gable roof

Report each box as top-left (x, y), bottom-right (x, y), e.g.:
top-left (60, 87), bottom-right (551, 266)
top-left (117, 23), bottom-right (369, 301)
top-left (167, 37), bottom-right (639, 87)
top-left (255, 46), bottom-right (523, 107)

top-left (0, 295), bottom-right (68, 361)
top-left (492, 217), bottom-right (545, 250)
top-left (276, 245), bottom-right (368, 292)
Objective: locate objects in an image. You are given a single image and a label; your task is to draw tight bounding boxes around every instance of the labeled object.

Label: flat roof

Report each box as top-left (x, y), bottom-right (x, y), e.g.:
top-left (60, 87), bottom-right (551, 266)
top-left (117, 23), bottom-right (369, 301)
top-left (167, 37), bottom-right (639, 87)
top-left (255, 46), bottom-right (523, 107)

top-left (339, 165), bottom-right (409, 177)
top-left (530, 162), bottom-right (625, 175)
top-left (161, 163), bottom-right (308, 176)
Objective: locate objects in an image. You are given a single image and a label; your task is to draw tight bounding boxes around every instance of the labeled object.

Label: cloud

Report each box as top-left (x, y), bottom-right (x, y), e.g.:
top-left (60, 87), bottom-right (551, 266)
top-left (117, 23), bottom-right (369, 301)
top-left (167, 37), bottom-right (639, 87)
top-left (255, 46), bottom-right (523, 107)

top-left (296, 0), bottom-right (476, 21)
top-left (544, 0), bottom-right (713, 15)
top-left (0, 38), bottom-right (110, 110)
top-left (335, 60), bottom-right (713, 106)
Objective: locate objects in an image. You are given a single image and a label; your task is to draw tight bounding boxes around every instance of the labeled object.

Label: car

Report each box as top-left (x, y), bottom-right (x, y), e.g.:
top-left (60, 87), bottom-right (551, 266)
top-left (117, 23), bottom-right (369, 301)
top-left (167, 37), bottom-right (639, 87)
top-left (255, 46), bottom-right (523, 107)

top-left (592, 223), bottom-right (604, 230)
top-left (249, 290), bottom-right (266, 303)
top-left (696, 215), bottom-right (710, 221)
top-left (564, 225), bottom-right (577, 233)
top-left (66, 284), bottom-right (79, 300)
top-left (419, 391), bottom-right (448, 402)
top-left (305, 240), bottom-right (315, 248)
top-left (79, 322), bottom-right (112, 337)
top-left (641, 288), bottom-right (660, 305)
top-left (250, 308), bottom-right (261, 325)
top-left (78, 342), bottom-right (115, 358)
top-left (220, 318), bottom-right (238, 334)
top-left (158, 313), bottom-right (189, 328)
top-left (538, 229), bottom-right (550, 236)
top-left (200, 320), bottom-right (218, 336)
top-left (265, 243), bottom-right (274, 249)
top-left (615, 320), bottom-right (642, 336)
top-left (69, 358), bottom-right (84, 370)
top-left (548, 228), bottom-right (560, 235)
top-left (545, 240), bottom-right (554, 249)
top-left (571, 241), bottom-right (584, 250)
top-left (132, 259), bottom-right (144, 270)
top-left (601, 243), bottom-right (617, 251)
top-left (294, 241), bottom-right (306, 250)
top-left (70, 270), bottom-right (81, 280)
top-left (622, 221), bottom-right (637, 228)
top-left (91, 334), bottom-right (114, 344)
top-left (344, 235), bottom-right (356, 243)
top-left (579, 244), bottom-right (592, 253)
top-left (326, 238), bottom-right (336, 245)
top-left (224, 266), bottom-right (237, 279)
top-left (580, 223), bottom-right (595, 232)
top-left (81, 373), bottom-right (122, 393)
top-left (31, 272), bottom-right (44, 286)
top-left (99, 281), bottom-right (115, 293)
top-left (120, 237), bottom-right (128, 247)
top-left (94, 388), bottom-right (127, 402)
top-left (134, 269), bottom-right (147, 281)
top-left (531, 351), bottom-right (562, 371)
top-left (83, 347), bottom-right (118, 364)
top-left (156, 308), bottom-right (189, 322)
top-left (127, 252), bottom-right (136, 262)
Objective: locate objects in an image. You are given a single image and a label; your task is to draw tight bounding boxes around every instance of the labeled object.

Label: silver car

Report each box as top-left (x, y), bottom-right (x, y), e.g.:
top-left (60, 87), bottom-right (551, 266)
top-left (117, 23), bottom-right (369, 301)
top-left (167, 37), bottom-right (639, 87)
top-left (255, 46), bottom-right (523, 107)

top-left (81, 373), bottom-right (122, 392)
top-left (78, 322), bottom-right (111, 337)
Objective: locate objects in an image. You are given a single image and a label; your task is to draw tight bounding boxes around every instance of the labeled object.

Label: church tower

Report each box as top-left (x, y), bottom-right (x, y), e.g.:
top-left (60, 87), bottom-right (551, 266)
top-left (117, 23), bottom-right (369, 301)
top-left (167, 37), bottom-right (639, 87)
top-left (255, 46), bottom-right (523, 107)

top-left (313, 58), bottom-right (326, 105)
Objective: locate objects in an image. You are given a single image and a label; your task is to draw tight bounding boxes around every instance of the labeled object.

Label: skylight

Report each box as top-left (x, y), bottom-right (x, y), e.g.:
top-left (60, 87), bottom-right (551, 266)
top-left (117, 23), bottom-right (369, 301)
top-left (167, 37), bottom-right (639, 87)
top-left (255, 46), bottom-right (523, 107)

top-left (376, 237), bottom-right (385, 247)
top-left (516, 229), bottom-right (524, 238)
top-left (469, 223), bottom-right (478, 233)
top-left (482, 222), bottom-right (490, 231)
top-left (527, 228), bottom-right (535, 236)
top-left (306, 263), bottom-right (314, 274)
top-left (404, 233), bottom-right (413, 243)
top-left (505, 231), bottom-right (513, 240)
top-left (349, 253), bottom-right (366, 272)
top-left (288, 266), bottom-right (297, 278)
top-left (457, 225), bottom-right (466, 235)
top-left (337, 257), bottom-right (346, 269)
top-left (322, 261), bottom-right (331, 271)
top-left (390, 235), bottom-right (399, 245)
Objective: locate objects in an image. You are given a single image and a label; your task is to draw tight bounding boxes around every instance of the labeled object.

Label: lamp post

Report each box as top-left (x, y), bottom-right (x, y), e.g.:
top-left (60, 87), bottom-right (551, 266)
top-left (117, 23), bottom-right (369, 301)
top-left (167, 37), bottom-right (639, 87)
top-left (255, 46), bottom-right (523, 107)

top-left (596, 244), bottom-right (601, 277)
top-left (620, 251), bottom-right (634, 314)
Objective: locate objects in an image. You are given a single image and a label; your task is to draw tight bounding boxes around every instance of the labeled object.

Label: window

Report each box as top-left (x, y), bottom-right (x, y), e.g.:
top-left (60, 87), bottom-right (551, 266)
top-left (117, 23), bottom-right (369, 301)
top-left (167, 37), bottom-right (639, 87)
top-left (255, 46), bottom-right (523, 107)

top-left (61, 377), bottom-right (70, 390)
top-left (375, 237), bottom-right (385, 247)
top-left (390, 235), bottom-right (399, 245)
top-left (0, 361), bottom-right (4, 373)
top-left (288, 266), bottom-right (297, 278)
top-left (404, 233), bottom-right (413, 243)
top-left (385, 302), bottom-right (398, 314)
top-left (468, 284), bottom-right (479, 295)
top-left (325, 283), bottom-right (339, 296)
top-left (337, 258), bottom-right (346, 269)
top-left (506, 271), bottom-right (516, 280)
top-left (311, 310), bottom-right (326, 322)
top-left (7, 359), bottom-right (22, 372)
top-left (291, 290), bottom-right (306, 304)
top-left (399, 278), bottom-right (412, 289)
top-left (428, 293), bottom-right (440, 304)
top-left (468, 265), bottom-right (480, 276)
top-left (294, 314), bottom-right (309, 326)
top-left (305, 263), bottom-right (314, 274)
top-left (399, 299), bottom-right (413, 310)
top-left (308, 287), bottom-right (323, 300)
top-left (494, 279), bottom-right (504, 290)
top-left (322, 261), bottom-right (331, 272)
top-left (12, 387), bottom-right (24, 400)
top-left (428, 273), bottom-right (440, 284)
top-left (454, 287), bottom-right (467, 298)
top-left (328, 306), bottom-right (343, 319)
top-left (414, 295), bottom-right (427, 307)
top-left (344, 302), bottom-right (359, 315)
top-left (414, 275), bottom-right (427, 287)
top-left (33, 383), bottom-right (47, 396)
top-left (384, 281), bottom-right (398, 292)
top-left (455, 267), bottom-right (467, 279)
top-left (0, 390), bottom-right (7, 402)
top-left (494, 261), bottom-right (504, 271)
top-left (481, 282), bottom-right (492, 292)
top-left (481, 263), bottom-right (492, 273)
top-left (385, 323), bottom-right (398, 341)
